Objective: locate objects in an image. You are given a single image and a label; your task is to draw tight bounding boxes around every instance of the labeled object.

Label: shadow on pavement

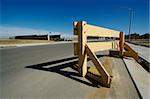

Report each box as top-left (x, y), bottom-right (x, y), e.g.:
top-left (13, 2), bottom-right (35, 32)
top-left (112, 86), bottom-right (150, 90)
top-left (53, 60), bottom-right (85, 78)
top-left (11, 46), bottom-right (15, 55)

top-left (25, 55), bottom-right (108, 88)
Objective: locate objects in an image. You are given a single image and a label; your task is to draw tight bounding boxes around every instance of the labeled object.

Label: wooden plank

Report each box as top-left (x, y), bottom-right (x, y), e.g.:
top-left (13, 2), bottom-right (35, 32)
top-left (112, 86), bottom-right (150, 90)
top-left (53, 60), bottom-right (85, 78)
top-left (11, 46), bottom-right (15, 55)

top-left (87, 41), bottom-right (119, 52)
top-left (124, 43), bottom-right (137, 52)
top-left (78, 50), bottom-right (87, 76)
top-left (74, 43), bottom-right (79, 55)
top-left (124, 43), bottom-right (139, 60)
top-left (84, 24), bottom-right (120, 37)
top-left (85, 45), bottom-right (111, 86)
top-left (78, 21), bottom-right (87, 77)
top-left (73, 21), bottom-right (78, 35)
top-left (127, 43), bottom-right (150, 63)
top-left (74, 41), bottom-right (119, 55)
top-left (119, 32), bottom-right (124, 56)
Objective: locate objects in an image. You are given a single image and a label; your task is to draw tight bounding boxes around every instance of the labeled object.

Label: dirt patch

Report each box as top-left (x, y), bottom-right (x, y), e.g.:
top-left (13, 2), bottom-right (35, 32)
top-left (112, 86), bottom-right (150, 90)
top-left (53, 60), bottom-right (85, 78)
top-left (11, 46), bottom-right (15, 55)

top-left (0, 39), bottom-right (50, 44)
top-left (0, 46), bottom-right (16, 48)
top-left (85, 56), bottom-right (139, 99)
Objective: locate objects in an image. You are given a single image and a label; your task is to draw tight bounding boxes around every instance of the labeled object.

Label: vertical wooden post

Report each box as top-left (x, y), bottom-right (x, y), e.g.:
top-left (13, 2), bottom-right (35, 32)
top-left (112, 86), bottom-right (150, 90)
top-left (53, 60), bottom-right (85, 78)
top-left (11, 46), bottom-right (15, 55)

top-left (119, 32), bottom-right (125, 56)
top-left (73, 21), bottom-right (78, 56)
top-left (78, 21), bottom-right (87, 77)
top-left (73, 21), bottom-right (77, 35)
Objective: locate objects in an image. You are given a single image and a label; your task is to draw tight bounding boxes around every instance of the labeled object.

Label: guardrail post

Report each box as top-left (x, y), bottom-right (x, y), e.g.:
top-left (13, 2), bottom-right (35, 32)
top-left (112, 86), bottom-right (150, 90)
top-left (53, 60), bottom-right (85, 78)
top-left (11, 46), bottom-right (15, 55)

top-left (77, 21), bottom-right (87, 77)
top-left (119, 32), bottom-right (125, 56)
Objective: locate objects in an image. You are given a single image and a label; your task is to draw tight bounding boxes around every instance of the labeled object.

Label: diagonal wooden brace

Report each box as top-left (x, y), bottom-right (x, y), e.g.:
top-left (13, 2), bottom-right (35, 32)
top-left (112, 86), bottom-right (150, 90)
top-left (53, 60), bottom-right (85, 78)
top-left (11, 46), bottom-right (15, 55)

top-left (85, 44), bottom-right (112, 87)
top-left (123, 43), bottom-right (139, 60)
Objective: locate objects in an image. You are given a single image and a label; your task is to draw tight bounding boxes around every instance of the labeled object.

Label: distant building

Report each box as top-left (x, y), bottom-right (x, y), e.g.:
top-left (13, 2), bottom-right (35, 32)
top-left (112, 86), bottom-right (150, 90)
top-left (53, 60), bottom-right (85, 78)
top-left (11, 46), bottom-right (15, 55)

top-left (14, 34), bottom-right (61, 41)
top-left (49, 35), bottom-right (61, 41)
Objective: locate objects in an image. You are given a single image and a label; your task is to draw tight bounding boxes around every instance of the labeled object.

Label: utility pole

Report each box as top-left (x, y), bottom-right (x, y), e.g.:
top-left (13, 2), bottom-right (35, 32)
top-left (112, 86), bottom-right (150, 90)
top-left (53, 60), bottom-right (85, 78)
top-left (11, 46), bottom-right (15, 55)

top-left (128, 8), bottom-right (133, 41)
top-left (49, 32), bottom-right (51, 41)
top-left (74, 16), bottom-right (76, 22)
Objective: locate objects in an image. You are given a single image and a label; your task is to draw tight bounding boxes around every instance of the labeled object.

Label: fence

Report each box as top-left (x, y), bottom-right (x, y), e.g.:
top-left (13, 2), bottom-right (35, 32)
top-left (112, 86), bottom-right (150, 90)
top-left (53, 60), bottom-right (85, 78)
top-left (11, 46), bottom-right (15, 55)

top-left (73, 21), bottom-right (138, 87)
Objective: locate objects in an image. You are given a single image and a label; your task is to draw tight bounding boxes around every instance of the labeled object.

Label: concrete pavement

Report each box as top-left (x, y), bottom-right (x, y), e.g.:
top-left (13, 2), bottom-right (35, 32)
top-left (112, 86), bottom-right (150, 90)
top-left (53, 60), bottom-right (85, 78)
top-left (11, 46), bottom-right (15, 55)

top-left (124, 57), bottom-right (150, 99)
top-left (1, 43), bottom-right (139, 99)
top-left (127, 43), bottom-right (150, 63)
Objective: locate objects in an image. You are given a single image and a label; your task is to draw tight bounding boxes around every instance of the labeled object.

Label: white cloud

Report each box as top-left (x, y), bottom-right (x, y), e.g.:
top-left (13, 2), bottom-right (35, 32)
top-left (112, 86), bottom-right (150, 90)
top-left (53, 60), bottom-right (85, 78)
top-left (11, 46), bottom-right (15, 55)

top-left (0, 26), bottom-right (49, 37)
top-left (0, 26), bottom-right (73, 38)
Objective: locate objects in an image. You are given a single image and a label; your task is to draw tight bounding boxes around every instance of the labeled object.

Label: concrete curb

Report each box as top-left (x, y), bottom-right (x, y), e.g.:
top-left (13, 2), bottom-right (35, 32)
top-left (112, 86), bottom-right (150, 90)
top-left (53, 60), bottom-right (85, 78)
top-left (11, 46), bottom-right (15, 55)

top-left (123, 57), bottom-right (150, 99)
top-left (123, 58), bottom-right (142, 99)
top-left (127, 41), bottom-right (150, 48)
top-left (0, 41), bottom-right (74, 48)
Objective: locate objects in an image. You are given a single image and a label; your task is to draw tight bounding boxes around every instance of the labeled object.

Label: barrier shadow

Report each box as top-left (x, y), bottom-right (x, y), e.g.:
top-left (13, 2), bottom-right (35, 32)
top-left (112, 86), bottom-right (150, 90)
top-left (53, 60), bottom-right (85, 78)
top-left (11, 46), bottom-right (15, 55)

top-left (25, 55), bottom-right (107, 88)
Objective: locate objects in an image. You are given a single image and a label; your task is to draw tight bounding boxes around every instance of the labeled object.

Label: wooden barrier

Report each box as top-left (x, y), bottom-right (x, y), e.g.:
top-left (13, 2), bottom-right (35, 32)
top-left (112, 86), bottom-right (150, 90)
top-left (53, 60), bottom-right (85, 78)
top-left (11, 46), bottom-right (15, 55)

top-left (73, 21), bottom-right (139, 87)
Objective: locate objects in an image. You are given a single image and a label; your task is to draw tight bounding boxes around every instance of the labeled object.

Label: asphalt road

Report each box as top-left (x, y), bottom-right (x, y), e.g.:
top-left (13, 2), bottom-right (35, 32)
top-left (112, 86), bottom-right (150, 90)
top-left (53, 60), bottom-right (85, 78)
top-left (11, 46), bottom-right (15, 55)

top-left (0, 43), bottom-right (139, 99)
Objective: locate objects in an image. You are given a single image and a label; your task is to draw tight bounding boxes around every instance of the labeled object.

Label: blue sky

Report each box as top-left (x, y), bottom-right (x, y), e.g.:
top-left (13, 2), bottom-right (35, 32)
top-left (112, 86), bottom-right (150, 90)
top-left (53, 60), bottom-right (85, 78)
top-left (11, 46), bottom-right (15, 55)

top-left (1, 0), bottom-right (149, 37)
